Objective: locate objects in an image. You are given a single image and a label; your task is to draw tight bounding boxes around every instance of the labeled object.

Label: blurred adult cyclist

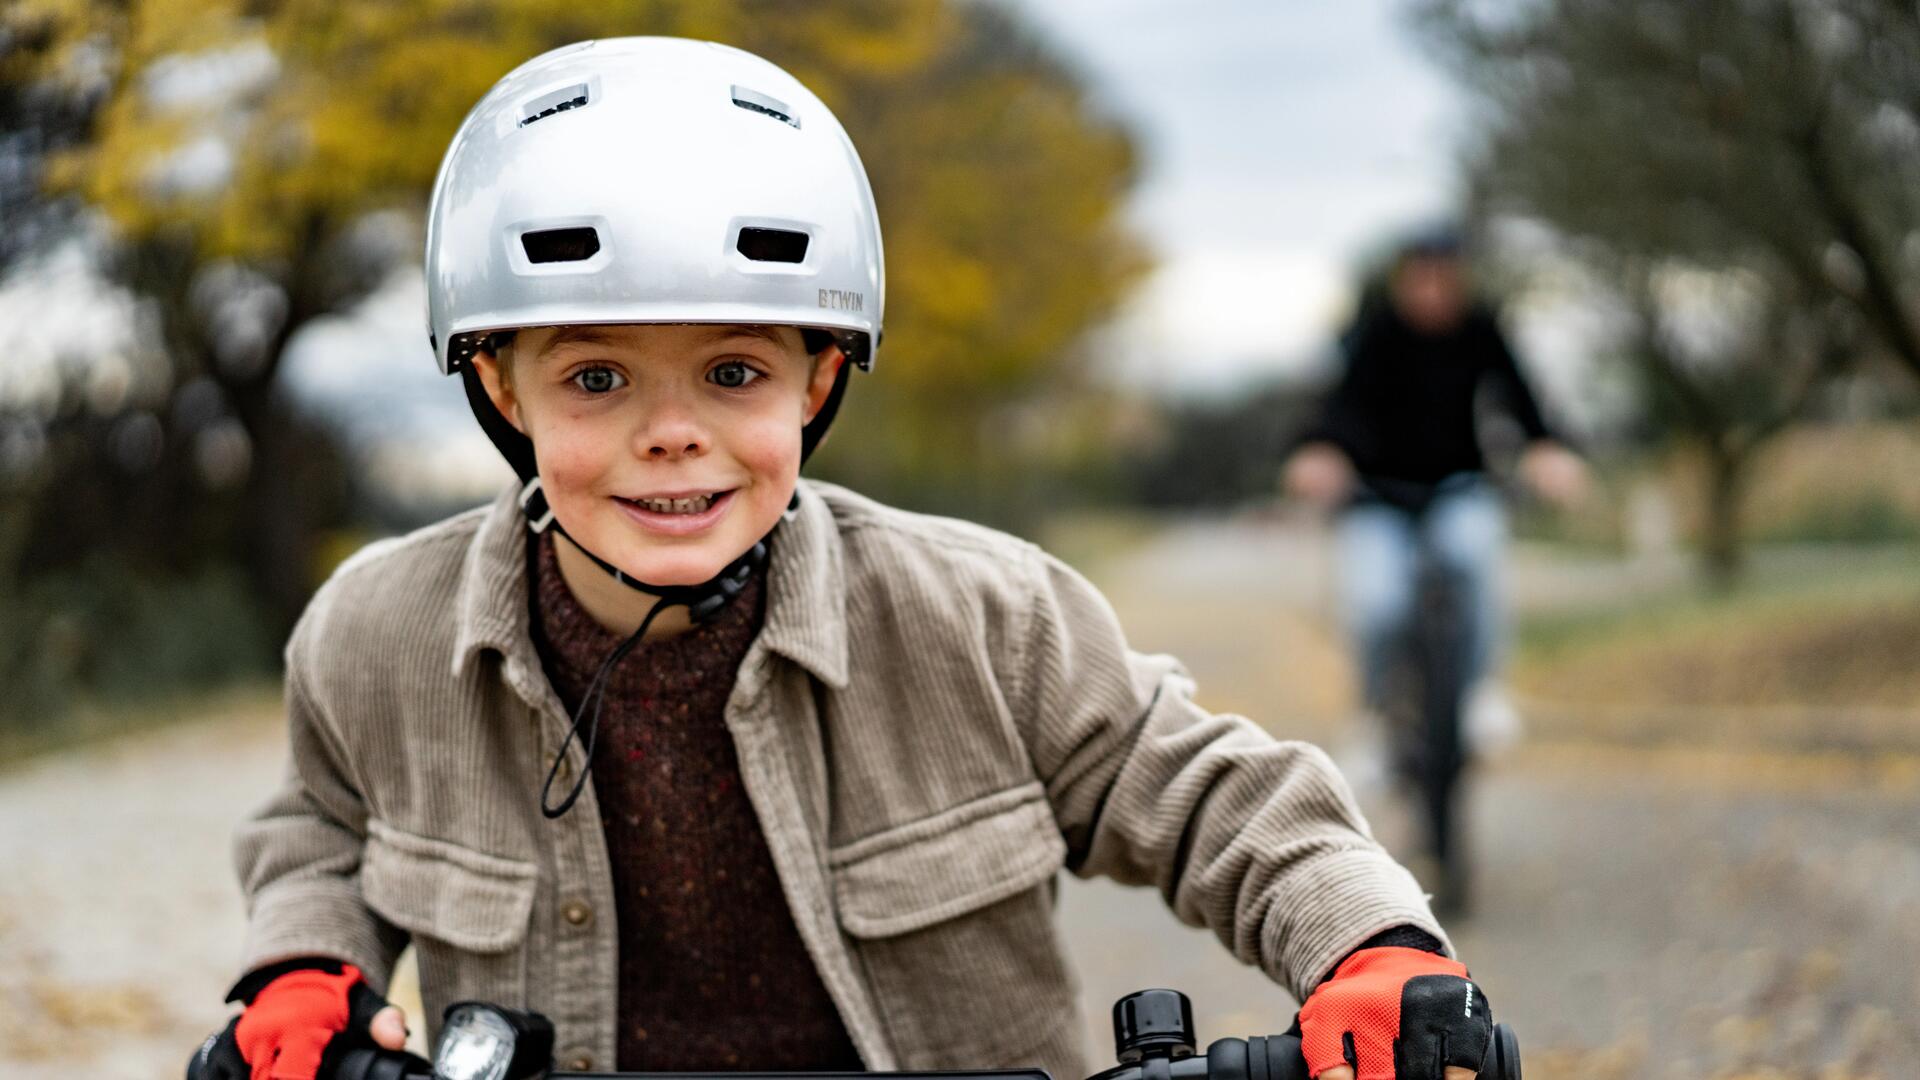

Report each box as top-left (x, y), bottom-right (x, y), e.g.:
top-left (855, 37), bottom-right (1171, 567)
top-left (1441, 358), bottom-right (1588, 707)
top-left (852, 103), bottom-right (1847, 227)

top-left (1282, 228), bottom-right (1586, 897)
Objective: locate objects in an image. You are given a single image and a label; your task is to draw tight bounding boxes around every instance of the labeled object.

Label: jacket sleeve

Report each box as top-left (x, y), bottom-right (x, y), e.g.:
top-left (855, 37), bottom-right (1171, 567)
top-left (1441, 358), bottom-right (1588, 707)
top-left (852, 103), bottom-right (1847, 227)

top-left (229, 625), bottom-right (409, 994)
top-left (1289, 319), bottom-right (1384, 468)
top-left (1478, 310), bottom-right (1563, 447)
top-left (1014, 552), bottom-right (1448, 1001)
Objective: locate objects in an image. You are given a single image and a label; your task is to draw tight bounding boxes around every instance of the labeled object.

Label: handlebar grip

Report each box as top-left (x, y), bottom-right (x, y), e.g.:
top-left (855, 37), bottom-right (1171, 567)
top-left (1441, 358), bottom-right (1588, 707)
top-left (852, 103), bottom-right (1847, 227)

top-left (1488, 1024), bottom-right (1521, 1080)
top-left (1247, 1034), bottom-right (1311, 1080)
top-left (330, 1046), bottom-right (434, 1080)
top-left (1199, 1032), bottom-right (1310, 1080)
top-left (186, 1041), bottom-right (430, 1080)
top-left (1234, 1024), bottom-right (1519, 1080)
top-left (184, 1039), bottom-right (211, 1080)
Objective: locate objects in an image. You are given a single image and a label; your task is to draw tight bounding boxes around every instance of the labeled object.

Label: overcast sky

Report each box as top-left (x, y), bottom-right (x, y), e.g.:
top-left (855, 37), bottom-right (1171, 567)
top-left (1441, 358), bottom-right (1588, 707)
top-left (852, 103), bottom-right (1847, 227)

top-left (1003, 0), bottom-right (1468, 392)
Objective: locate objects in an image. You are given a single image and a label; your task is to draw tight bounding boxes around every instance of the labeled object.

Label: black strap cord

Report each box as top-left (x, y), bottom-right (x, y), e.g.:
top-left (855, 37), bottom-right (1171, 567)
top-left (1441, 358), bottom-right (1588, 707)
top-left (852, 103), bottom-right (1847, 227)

top-left (538, 591), bottom-right (672, 819)
top-left (459, 358), bottom-right (539, 479)
top-left (533, 533), bottom-right (768, 819)
top-left (801, 358), bottom-right (851, 462)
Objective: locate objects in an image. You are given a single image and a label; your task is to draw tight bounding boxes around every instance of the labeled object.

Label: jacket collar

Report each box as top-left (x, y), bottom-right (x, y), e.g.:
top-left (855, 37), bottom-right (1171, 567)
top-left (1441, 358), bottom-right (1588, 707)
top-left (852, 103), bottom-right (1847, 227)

top-left (756, 480), bottom-right (852, 689)
top-left (452, 480), bottom-right (850, 693)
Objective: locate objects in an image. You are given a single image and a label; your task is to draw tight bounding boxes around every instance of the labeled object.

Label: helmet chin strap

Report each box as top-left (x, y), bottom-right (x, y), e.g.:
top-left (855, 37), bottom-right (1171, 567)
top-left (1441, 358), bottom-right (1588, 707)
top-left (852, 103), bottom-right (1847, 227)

top-left (457, 361), bottom-right (796, 818)
top-left (517, 474), bottom-right (779, 623)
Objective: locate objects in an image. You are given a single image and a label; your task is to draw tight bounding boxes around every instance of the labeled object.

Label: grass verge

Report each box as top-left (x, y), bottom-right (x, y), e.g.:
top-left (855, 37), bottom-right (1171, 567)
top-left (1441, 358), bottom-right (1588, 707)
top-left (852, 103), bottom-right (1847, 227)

top-left (1511, 544), bottom-right (1920, 751)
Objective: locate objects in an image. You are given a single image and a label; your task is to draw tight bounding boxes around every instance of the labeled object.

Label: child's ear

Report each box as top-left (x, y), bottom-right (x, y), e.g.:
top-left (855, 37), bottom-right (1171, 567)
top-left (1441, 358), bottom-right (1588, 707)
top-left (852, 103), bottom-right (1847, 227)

top-left (469, 348), bottom-right (524, 433)
top-left (803, 344), bottom-right (847, 425)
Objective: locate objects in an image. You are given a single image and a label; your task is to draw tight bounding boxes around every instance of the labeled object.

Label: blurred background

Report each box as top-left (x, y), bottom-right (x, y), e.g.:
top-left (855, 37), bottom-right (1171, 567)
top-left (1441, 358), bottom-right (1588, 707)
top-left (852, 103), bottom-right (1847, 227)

top-left (2, 1), bottom-right (1917, 1077)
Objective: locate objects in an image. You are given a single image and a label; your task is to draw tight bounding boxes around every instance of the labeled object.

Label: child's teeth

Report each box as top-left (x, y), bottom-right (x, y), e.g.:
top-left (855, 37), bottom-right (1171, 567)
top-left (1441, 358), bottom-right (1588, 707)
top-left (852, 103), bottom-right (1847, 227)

top-left (638, 494), bottom-right (712, 513)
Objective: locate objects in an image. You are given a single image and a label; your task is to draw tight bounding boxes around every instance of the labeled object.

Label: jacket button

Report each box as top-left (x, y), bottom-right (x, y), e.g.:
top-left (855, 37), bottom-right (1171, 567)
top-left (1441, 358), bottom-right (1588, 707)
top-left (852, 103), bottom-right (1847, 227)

top-left (569, 1055), bottom-right (594, 1070)
top-left (563, 900), bottom-right (593, 927)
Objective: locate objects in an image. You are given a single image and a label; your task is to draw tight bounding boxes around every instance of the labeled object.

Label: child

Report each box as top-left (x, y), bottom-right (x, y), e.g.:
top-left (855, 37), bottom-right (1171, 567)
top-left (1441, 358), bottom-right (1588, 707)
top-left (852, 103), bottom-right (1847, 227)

top-left (191, 38), bottom-right (1490, 1080)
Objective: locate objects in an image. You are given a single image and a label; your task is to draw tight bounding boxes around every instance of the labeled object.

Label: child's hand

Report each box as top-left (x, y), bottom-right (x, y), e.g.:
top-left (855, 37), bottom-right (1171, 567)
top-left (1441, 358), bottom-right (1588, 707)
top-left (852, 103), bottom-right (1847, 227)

top-left (188, 962), bottom-right (408, 1079)
top-left (1298, 946), bottom-right (1489, 1080)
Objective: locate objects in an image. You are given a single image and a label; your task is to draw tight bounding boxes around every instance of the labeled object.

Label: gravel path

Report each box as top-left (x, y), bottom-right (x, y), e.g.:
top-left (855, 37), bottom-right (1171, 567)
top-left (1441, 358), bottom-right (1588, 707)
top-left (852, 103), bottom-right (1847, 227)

top-left (3, 521), bottom-right (1913, 1079)
top-left (0, 698), bottom-right (285, 1080)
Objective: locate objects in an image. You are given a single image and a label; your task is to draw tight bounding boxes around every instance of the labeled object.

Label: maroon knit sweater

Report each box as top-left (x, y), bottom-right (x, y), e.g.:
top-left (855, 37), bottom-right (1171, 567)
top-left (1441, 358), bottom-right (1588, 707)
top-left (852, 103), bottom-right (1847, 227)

top-left (531, 532), bottom-right (862, 1070)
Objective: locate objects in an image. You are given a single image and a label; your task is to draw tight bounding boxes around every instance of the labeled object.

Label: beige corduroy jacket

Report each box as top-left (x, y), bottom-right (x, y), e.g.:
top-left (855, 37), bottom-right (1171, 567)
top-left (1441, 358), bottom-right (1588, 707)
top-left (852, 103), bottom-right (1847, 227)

top-left (233, 480), bottom-right (1445, 1078)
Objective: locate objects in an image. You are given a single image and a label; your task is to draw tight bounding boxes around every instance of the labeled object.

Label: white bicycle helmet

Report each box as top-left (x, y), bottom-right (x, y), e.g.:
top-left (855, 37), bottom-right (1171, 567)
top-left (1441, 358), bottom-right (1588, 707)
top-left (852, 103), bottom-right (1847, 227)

top-left (425, 36), bottom-right (884, 471)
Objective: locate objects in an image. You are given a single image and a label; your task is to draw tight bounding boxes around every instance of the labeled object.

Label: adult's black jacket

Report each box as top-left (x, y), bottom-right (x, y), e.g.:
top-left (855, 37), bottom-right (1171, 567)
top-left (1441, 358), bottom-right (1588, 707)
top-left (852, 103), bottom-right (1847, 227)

top-left (1296, 296), bottom-right (1558, 500)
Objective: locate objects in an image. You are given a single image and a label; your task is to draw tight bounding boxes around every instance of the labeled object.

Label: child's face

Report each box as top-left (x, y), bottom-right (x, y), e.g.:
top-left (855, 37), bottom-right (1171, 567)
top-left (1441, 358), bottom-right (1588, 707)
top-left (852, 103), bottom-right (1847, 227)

top-left (472, 323), bottom-right (843, 587)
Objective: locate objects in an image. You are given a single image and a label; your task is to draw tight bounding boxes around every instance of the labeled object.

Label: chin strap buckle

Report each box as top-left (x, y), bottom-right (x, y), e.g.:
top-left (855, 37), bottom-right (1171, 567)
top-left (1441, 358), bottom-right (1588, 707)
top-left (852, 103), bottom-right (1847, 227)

top-left (518, 477), bottom-right (556, 533)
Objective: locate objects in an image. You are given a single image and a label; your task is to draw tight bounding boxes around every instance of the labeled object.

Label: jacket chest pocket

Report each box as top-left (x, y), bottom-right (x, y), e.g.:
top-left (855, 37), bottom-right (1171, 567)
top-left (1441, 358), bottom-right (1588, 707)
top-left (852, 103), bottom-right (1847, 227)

top-left (830, 783), bottom-right (1083, 1075)
top-left (361, 820), bottom-right (538, 1042)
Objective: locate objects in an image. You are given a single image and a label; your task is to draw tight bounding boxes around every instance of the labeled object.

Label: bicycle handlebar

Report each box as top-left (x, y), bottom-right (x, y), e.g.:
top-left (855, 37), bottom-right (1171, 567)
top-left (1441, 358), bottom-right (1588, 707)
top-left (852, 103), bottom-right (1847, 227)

top-left (271, 989), bottom-right (1524, 1080)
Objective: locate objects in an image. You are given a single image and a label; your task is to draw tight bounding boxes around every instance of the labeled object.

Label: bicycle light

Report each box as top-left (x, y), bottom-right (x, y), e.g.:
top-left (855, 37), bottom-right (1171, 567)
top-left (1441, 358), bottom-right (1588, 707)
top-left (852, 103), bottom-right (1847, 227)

top-left (434, 1002), bottom-right (554, 1080)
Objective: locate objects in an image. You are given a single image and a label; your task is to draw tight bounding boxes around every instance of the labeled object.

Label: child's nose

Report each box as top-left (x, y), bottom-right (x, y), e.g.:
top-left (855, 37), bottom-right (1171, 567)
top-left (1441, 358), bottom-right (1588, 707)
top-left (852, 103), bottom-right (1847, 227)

top-left (637, 407), bottom-right (706, 459)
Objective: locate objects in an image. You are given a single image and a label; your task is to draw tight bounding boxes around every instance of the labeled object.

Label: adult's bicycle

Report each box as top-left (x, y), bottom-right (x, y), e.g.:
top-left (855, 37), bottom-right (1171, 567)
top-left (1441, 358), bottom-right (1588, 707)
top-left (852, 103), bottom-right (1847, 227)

top-left (1349, 474), bottom-right (1494, 916)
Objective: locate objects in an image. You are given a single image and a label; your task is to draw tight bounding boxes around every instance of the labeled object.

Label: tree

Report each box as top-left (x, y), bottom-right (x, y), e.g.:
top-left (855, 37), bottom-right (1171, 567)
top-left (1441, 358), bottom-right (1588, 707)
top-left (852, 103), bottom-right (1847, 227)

top-left (1414, 0), bottom-right (1918, 579)
top-left (9, 0), bottom-right (1141, 636)
top-left (0, 1), bottom-right (104, 274)
top-left (1614, 256), bottom-right (1853, 580)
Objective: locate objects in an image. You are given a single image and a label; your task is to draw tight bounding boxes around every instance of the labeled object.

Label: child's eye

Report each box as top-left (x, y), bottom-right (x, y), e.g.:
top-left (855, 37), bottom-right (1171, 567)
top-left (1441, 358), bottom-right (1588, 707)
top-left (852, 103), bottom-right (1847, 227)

top-left (572, 367), bottom-right (625, 394)
top-left (708, 361), bottom-right (764, 389)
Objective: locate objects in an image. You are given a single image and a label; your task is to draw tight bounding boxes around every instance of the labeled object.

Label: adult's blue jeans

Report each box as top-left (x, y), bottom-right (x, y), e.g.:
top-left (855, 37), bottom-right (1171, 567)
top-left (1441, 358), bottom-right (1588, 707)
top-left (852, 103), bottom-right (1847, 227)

top-left (1337, 475), bottom-right (1507, 711)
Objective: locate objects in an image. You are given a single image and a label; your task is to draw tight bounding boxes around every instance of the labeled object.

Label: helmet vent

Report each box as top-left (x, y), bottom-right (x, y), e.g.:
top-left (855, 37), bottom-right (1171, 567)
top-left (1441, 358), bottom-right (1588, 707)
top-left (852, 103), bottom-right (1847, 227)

top-left (736, 227), bottom-right (809, 263)
top-left (520, 83), bottom-right (590, 128)
top-left (521, 226), bottom-right (601, 264)
top-left (731, 85), bottom-right (799, 128)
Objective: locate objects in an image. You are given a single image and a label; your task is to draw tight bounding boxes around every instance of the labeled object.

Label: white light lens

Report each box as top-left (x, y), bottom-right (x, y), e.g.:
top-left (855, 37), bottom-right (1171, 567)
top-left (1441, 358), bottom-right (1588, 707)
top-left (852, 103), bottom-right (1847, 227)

top-left (435, 1005), bottom-right (518, 1080)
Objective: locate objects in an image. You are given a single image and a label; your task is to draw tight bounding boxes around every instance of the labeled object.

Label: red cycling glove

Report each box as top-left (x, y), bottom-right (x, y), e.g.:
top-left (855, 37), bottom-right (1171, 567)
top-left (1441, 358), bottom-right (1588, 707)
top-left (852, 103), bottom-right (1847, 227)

top-left (1298, 946), bottom-right (1491, 1080)
top-left (188, 961), bottom-right (390, 1080)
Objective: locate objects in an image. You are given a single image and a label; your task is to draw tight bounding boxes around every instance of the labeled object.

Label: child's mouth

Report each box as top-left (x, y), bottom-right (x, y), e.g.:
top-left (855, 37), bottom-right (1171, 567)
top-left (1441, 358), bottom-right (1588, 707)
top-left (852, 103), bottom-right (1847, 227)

top-left (612, 489), bottom-right (737, 535)
top-left (626, 493), bottom-right (719, 514)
